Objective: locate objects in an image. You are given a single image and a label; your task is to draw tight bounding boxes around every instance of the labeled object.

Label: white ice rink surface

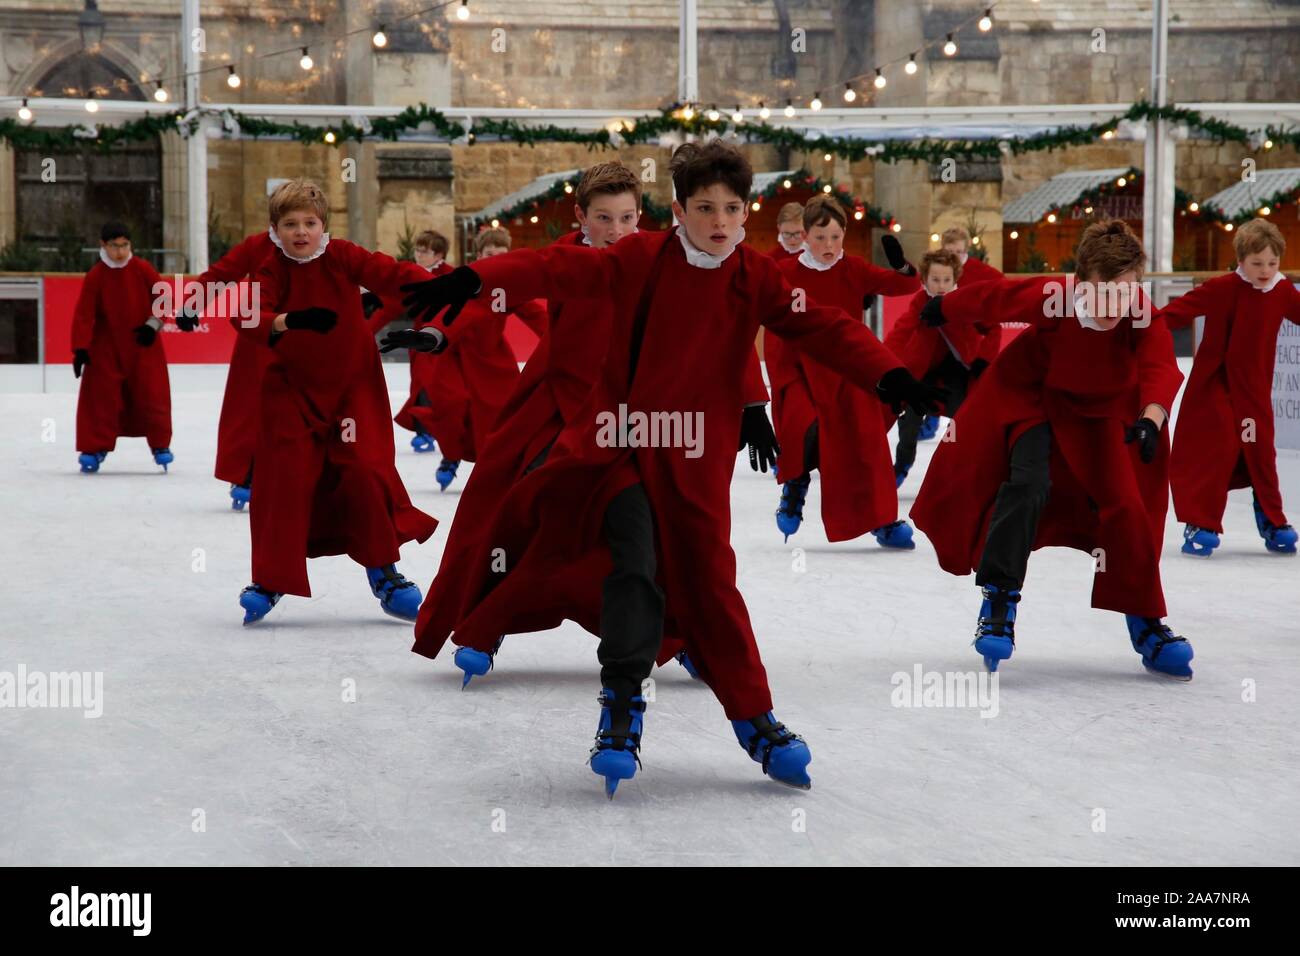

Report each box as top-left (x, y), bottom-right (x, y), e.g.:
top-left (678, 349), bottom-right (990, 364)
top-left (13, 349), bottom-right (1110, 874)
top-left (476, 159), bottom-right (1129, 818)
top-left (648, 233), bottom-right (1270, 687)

top-left (2, 362), bottom-right (1298, 866)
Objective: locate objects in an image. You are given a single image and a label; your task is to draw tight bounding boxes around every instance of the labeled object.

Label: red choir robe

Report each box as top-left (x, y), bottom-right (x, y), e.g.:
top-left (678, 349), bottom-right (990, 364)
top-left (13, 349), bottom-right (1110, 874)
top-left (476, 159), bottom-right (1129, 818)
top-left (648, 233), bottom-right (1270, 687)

top-left (72, 254), bottom-right (171, 453)
top-left (883, 286), bottom-right (1001, 406)
top-left (393, 274), bottom-right (549, 461)
top-left (411, 227), bottom-right (904, 719)
top-left (910, 276), bottom-right (1185, 618)
top-left (1158, 270), bottom-right (1300, 531)
top-left (239, 237), bottom-right (438, 596)
top-left (766, 252), bottom-right (920, 539)
top-left (387, 260), bottom-right (453, 436)
top-left (414, 230), bottom-right (771, 666)
top-left (202, 231), bottom-right (278, 485)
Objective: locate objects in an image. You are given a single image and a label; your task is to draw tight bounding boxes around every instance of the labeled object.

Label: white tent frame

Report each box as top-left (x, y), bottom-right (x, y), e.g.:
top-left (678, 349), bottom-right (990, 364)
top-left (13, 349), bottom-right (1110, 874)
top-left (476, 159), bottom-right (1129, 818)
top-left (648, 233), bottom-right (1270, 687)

top-left (6, 1), bottom-right (1299, 272)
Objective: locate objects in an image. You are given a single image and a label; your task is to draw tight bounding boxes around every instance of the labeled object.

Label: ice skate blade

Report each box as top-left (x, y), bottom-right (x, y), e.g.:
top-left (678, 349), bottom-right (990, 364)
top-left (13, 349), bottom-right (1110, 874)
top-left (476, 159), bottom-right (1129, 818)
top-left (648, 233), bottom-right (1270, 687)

top-left (1179, 544), bottom-right (1213, 557)
top-left (771, 776), bottom-right (812, 791)
top-left (1141, 660), bottom-right (1193, 682)
top-left (604, 777), bottom-right (620, 799)
top-left (377, 603), bottom-right (418, 624)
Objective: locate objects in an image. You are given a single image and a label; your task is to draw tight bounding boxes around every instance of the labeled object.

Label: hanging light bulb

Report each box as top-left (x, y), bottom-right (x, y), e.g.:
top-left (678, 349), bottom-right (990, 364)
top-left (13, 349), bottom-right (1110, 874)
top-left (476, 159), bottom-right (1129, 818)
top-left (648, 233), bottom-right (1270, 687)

top-left (563, 183), bottom-right (573, 194)
top-left (874, 68), bottom-right (886, 90)
top-left (1084, 206), bottom-right (1093, 214)
top-left (706, 105), bottom-right (720, 122)
top-left (823, 153), bottom-right (832, 162)
top-left (1260, 206), bottom-right (1272, 216)
top-left (457, 1), bottom-right (471, 21)
top-left (930, 232), bottom-right (941, 242)
top-left (1101, 129), bottom-right (1115, 139)
top-left (1046, 212), bottom-right (1057, 223)
top-left (17, 98), bottom-right (32, 122)
top-left (530, 215), bottom-right (539, 223)
top-left (783, 99), bottom-right (795, 117)
top-left (905, 53), bottom-right (918, 75)
top-left (1224, 222), bottom-right (1234, 232)
top-left (324, 130), bottom-right (336, 143)
top-left (1117, 176), bottom-right (1127, 187)
top-left (1188, 201), bottom-right (1199, 212)
top-left (759, 102), bottom-right (771, 120)
top-left (85, 98), bottom-right (99, 113)
top-left (843, 83), bottom-right (856, 103)
top-left (153, 81), bottom-right (168, 102)
top-left (853, 210), bottom-right (864, 220)
top-left (299, 47), bottom-right (313, 70)
top-left (373, 25), bottom-right (388, 48)
top-left (227, 65), bottom-right (241, 88)
top-left (822, 184), bottom-right (832, 194)
top-left (810, 91), bottom-right (823, 111)
top-left (751, 201), bottom-right (761, 212)
top-left (491, 218), bottom-right (500, 228)
top-left (731, 105), bottom-right (744, 123)
top-left (979, 9), bottom-right (993, 31)
top-left (1264, 139), bottom-right (1274, 150)
top-left (1009, 230), bottom-right (1019, 239)
top-left (943, 34), bottom-right (957, 56)
top-left (891, 222), bottom-right (902, 233)
top-left (782, 179), bottom-right (792, 189)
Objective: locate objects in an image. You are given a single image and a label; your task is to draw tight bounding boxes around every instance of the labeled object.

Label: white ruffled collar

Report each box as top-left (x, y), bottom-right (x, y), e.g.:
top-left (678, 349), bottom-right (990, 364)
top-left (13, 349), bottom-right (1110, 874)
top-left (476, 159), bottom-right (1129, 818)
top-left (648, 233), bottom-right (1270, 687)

top-left (676, 226), bottom-right (745, 269)
top-left (778, 236), bottom-right (804, 254)
top-left (1235, 265), bottom-right (1284, 293)
top-left (797, 247), bottom-right (844, 272)
top-left (99, 248), bottom-right (131, 269)
top-left (958, 251), bottom-right (970, 265)
top-left (269, 226), bottom-right (330, 263)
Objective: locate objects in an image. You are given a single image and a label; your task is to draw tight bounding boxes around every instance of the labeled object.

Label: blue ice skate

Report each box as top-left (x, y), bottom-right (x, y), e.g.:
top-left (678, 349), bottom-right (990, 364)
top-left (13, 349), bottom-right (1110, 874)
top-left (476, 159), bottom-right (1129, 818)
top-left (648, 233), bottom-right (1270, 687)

top-left (78, 451), bottom-right (107, 473)
top-left (453, 636), bottom-right (505, 689)
top-left (230, 483), bottom-right (251, 511)
top-left (240, 584), bottom-right (282, 625)
top-left (918, 414), bottom-right (940, 441)
top-left (775, 474), bottom-right (811, 541)
top-left (974, 584), bottom-right (1020, 672)
top-left (589, 688), bottom-right (646, 798)
top-left (731, 712), bottom-right (812, 790)
top-left (1253, 497), bottom-right (1297, 554)
top-left (410, 431), bottom-right (435, 454)
top-left (152, 447), bottom-right (173, 472)
top-left (436, 458), bottom-right (460, 491)
top-left (365, 564), bottom-right (422, 621)
top-left (872, 519), bottom-right (916, 550)
top-left (895, 464), bottom-right (911, 489)
top-left (1180, 523), bottom-right (1220, 557)
top-left (1126, 615), bottom-right (1194, 681)
top-left (674, 650), bottom-right (701, 680)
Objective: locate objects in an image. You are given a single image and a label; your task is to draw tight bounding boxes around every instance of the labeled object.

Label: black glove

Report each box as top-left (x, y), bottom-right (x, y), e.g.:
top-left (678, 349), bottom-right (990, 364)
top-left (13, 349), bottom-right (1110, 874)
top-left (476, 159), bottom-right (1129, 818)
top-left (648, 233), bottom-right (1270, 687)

top-left (920, 295), bottom-right (946, 328)
top-left (969, 358), bottom-right (990, 380)
top-left (401, 265), bottom-right (481, 327)
top-left (379, 327), bottom-right (448, 354)
top-left (1124, 416), bottom-right (1160, 464)
top-left (284, 307), bottom-right (337, 334)
top-left (176, 305), bottom-right (201, 332)
top-left (737, 404), bottom-right (780, 473)
top-left (72, 348), bottom-right (90, 379)
top-left (881, 234), bottom-right (911, 273)
top-left (133, 322), bottom-right (157, 346)
top-left (360, 290), bottom-right (384, 318)
top-left (877, 366), bottom-right (947, 418)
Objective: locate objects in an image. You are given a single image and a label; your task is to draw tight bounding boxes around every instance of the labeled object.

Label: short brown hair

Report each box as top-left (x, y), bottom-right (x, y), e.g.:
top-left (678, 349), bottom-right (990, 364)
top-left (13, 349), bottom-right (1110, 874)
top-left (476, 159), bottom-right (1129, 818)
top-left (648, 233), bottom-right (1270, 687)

top-left (268, 179), bottom-right (328, 226)
top-left (777, 201), bottom-right (805, 225)
top-left (669, 141), bottom-right (753, 204)
top-left (803, 194), bottom-right (847, 232)
top-left (1074, 218), bottom-right (1146, 282)
top-left (474, 226), bottom-right (511, 256)
top-left (415, 230), bottom-right (449, 256)
top-left (575, 162), bottom-right (642, 211)
top-left (921, 249), bottom-right (962, 282)
top-left (1234, 218), bottom-right (1285, 260)
top-left (941, 226), bottom-right (971, 248)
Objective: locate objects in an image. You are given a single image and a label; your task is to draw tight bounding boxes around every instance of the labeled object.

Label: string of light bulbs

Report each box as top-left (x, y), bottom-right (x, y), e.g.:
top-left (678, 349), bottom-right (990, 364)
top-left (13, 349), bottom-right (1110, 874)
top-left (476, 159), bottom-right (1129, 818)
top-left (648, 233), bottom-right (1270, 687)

top-left (6, 0), bottom-right (473, 117)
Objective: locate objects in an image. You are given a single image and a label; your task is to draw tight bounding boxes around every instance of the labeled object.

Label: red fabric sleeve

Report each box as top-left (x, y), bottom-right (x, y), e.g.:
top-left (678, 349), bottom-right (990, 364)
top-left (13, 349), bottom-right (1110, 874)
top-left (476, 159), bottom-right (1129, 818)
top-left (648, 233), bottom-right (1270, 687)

top-left (848, 255), bottom-right (923, 297)
top-left (510, 298), bottom-right (551, 338)
top-left (70, 266), bottom-right (101, 352)
top-left (940, 275), bottom-right (1056, 332)
top-left (1135, 309), bottom-right (1185, 416)
top-left (742, 346), bottom-right (768, 404)
top-left (1154, 276), bottom-right (1230, 331)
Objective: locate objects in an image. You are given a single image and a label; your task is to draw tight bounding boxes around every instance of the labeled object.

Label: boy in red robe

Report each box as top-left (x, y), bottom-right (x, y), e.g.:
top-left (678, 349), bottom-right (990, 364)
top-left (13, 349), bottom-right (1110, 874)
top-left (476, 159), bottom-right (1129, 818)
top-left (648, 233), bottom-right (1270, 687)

top-left (911, 220), bottom-right (1193, 679)
top-left (400, 162), bottom-right (773, 688)
top-left (389, 230), bottom-right (454, 455)
top-left (390, 142), bottom-right (940, 796)
top-left (1158, 218), bottom-right (1299, 555)
top-left (71, 222), bottom-right (172, 473)
top-left (886, 249), bottom-right (1001, 486)
top-left (769, 195), bottom-right (922, 547)
top-left (233, 180), bottom-right (439, 625)
top-left (403, 226), bottom-right (548, 492)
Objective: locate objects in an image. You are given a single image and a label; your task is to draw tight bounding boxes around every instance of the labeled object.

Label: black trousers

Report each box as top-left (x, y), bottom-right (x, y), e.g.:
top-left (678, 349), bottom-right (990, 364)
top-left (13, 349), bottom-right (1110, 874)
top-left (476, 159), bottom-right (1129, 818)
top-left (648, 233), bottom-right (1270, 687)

top-left (598, 482), bottom-right (665, 701)
top-left (895, 354), bottom-right (971, 473)
top-left (976, 422), bottom-right (1052, 591)
top-left (793, 420), bottom-right (820, 482)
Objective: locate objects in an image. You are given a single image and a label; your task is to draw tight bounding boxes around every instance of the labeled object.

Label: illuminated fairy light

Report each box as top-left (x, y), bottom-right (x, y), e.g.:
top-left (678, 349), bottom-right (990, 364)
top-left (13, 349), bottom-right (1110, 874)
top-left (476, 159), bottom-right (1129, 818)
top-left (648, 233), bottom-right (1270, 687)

top-left (759, 102), bottom-right (770, 120)
top-left (227, 66), bottom-right (241, 88)
top-left (979, 9), bottom-right (993, 31)
top-left (1009, 230), bottom-right (1019, 239)
top-left (373, 26), bottom-right (388, 48)
top-left (784, 99), bottom-right (795, 118)
top-left (843, 84), bottom-right (856, 103)
top-left (17, 98), bottom-right (32, 122)
top-left (874, 69), bottom-right (886, 90)
top-left (943, 34), bottom-right (957, 56)
top-left (457, 1), bottom-right (471, 21)
top-left (905, 53), bottom-right (918, 75)
top-left (300, 47), bottom-right (313, 70)
top-left (810, 92), bottom-right (823, 111)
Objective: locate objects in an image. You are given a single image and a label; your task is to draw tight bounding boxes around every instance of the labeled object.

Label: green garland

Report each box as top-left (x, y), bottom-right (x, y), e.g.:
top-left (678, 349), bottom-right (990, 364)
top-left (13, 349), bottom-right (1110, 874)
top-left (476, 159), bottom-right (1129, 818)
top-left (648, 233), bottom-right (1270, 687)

top-left (4, 98), bottom-right (1298, 167)
top-left (751, 169), bottom-right (895, 228)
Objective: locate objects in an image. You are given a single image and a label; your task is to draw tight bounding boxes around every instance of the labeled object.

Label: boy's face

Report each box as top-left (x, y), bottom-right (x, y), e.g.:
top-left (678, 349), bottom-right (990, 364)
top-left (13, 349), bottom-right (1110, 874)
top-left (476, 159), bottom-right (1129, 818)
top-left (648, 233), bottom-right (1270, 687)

top-left (778, 220), bottom-right (805, 251)
top-left (942, 239), bottom-right (968, 259)
top-left (478, 244), bottom-right (509, 259)
top-left (672, 183), bottom-right (748, 256)
top-left (1081, 269), bottom-right (1141, 329)
top-left (1239, 248), bottom-right (1280, 288)
top-left (805, 219), bottom-right (845, 263)
top-left (577, 192), bottom-right (640, 248)
top-left (414, 246), bottom-right (442, 270)
top-left (274, 210), bottom-right (325, 258)
top-left (101, 237), bottom-right (131, 263)
top-left (924, 264), bottom-right (956, 296)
